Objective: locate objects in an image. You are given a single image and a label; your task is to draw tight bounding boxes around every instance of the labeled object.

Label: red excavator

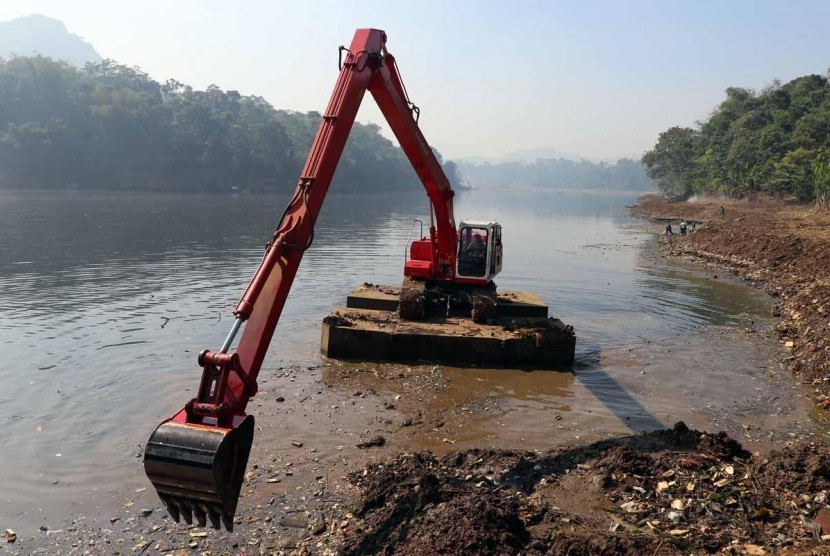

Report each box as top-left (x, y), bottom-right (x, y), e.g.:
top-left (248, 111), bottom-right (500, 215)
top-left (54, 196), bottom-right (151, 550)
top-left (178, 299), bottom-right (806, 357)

top-left (143, 28), bottom-right (504, 530)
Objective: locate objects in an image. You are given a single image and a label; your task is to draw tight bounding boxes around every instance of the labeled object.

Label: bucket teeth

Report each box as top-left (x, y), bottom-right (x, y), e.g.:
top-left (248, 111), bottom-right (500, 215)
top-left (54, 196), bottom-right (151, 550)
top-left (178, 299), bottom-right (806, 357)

top-left (143, 415), bottom-right (255, 532)
top-left (195, 505), bottom-right (208, 527)
top-left (180, 502), bottom-right (194, 525)
top-left (163, 497), bottom-right (181, 523)
top-left (223, 512), bottom-right (234, 532)
top-left (208, 506), bottom-right (222, 530)
top-left (160, 497), bottom-right (227, 530)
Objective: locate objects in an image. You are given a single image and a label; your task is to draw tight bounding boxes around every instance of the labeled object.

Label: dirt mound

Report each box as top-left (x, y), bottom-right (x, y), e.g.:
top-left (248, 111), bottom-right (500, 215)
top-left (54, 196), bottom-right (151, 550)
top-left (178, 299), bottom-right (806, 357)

top-left (341, 452), bottom-right (529, 555)
top-left (648, 421), bottom-right (751, 460)
top-left (540, 532), bottom-right (669, 556)
top-left (340, 423), bottom-right (830, 555)
top-left (754, 443), bottom-right (830, 495)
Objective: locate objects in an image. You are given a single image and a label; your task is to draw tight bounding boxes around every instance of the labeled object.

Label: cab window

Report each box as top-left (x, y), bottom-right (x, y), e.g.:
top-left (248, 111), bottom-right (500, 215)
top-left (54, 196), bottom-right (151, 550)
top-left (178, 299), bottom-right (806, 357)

top-left (457, 226), bottom-right (488, 277)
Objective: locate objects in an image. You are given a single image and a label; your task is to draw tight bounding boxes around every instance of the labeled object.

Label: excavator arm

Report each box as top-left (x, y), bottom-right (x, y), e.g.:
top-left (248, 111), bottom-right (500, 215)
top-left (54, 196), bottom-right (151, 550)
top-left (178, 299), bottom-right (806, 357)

top-left (369, 49), bottom-right (457, 278)
top-left (143, 28), bottom-right (457, 531)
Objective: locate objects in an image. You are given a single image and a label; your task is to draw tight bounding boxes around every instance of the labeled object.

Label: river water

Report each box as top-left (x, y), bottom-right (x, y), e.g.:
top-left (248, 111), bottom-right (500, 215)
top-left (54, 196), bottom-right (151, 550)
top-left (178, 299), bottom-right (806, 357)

top-left (0, 187), bottom-right (819, 532)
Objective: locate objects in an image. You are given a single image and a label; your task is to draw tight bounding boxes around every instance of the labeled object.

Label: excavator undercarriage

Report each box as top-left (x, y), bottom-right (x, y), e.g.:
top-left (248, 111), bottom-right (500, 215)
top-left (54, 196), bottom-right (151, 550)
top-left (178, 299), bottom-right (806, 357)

top-left (398, 276), bottom-right (498, 322)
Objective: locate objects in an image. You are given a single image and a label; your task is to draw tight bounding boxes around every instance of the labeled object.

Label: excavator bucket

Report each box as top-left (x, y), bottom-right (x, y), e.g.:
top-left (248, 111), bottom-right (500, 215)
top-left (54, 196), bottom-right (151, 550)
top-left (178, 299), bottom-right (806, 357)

top-left (143, 415), bottom-right (255, 531)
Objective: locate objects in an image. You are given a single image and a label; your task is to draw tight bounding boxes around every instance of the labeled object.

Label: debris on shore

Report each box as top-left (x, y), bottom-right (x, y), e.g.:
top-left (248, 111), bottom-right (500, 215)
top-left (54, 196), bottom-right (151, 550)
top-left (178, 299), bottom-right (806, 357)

top-left (10, 422), bottom-right (829, 555)
top-left (341, 423), bottom-right (830, 555)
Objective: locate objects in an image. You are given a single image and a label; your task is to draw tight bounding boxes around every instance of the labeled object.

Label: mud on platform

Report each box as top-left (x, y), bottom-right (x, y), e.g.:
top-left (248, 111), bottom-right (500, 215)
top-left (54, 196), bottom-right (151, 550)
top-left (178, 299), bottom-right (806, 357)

top-left (321, 284), bottom-right (575, 368)
top-left (345, 283), bottom-right (550, 319)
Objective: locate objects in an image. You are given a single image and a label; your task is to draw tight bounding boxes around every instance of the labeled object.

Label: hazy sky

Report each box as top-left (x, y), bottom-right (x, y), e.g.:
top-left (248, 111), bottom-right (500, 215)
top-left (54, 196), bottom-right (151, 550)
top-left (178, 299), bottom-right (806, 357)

top-left (2, 0), bottom-right (829, 161)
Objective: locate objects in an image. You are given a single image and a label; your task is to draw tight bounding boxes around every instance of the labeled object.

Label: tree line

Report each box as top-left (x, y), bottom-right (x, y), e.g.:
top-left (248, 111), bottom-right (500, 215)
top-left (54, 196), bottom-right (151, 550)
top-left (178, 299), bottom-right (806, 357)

top-left (457, 157), bottom-right (652, 190)
top-left (642, 73), bottom-right (830, 205)
top-left (0, 56), bottom-right (461, 192)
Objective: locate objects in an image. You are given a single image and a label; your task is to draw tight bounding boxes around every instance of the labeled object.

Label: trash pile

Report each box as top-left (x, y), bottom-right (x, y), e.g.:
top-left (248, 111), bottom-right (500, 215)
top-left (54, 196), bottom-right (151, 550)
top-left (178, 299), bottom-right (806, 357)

top-left (600, 430), bottom-right (829, 553)
top-left (337, 423), bottom-right (830, 555)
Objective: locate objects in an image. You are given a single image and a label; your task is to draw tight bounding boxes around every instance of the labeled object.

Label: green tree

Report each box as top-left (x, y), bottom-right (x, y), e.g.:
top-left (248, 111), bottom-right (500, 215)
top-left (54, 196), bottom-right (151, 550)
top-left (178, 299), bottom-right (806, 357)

top-left (771, 148), bottom-right (816, 201)
top-left (646, 73), bottom-right (830, 202)
top-left (813, 148), bottom-right (830, 207)
top-left (642, 126), bottom-right (698, 198)
top-left (0, 55), bottom-right (456, 192)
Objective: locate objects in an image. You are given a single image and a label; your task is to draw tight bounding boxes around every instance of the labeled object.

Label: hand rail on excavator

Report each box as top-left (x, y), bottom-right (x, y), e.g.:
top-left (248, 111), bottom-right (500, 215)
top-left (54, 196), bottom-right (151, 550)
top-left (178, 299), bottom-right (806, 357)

top-left (143, 28), bottom-right (459, 531)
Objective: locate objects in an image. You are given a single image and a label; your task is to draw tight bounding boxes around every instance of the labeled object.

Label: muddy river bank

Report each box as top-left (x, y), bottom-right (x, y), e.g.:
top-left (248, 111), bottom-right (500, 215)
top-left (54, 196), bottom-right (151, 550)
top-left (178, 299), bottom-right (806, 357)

top-left (7, 318), bottom-right (828, 555)
top-left (632, 194), bottom-right (830, 411)
top-left (3, 189), bottom-right (829, 554)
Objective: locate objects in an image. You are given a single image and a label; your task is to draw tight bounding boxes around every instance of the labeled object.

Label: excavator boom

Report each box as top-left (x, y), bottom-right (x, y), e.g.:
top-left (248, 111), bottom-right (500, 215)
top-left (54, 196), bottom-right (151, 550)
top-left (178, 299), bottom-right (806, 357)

top-left (143, 28), bottom-right (458, 530)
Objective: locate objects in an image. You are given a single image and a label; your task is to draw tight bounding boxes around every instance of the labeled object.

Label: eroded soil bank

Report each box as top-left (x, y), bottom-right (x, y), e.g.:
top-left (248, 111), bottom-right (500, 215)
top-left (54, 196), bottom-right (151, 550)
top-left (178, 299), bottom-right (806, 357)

top-left (632, 194), bottom-right (830, 410)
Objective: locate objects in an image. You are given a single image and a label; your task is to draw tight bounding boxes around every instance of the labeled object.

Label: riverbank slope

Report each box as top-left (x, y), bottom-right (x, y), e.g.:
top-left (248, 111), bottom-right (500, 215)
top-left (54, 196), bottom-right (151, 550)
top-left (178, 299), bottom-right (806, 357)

top-left (632, 194), bottom-right (830, 410)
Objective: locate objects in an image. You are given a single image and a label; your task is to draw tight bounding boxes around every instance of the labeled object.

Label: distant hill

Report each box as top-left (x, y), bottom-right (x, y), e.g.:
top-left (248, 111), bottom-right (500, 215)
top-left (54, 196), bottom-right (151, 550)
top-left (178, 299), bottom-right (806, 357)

top-left (458, 147), bottom-right (593, 165)
top-left (0, 56), bottom-right (461, 192)
top-left (457, 157), bottom-right (653, 191)
top-left (0, 14), bottom-right (101, 67)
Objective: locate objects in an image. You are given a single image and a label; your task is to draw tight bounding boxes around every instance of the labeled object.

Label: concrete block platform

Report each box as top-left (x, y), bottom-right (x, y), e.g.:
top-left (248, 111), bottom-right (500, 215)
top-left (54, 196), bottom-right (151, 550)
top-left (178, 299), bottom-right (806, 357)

top-left (322, 286), bottom-right (576, 369)
top-left (346, 284), bottom-right (400, 312)
top-left (346, 283), bottom-right (550, 319)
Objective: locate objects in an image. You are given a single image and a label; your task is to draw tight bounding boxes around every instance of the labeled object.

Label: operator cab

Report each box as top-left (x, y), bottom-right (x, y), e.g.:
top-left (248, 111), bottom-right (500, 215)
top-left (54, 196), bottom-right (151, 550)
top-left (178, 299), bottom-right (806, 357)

top-left (456, 220), bottom-right (502, 283)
